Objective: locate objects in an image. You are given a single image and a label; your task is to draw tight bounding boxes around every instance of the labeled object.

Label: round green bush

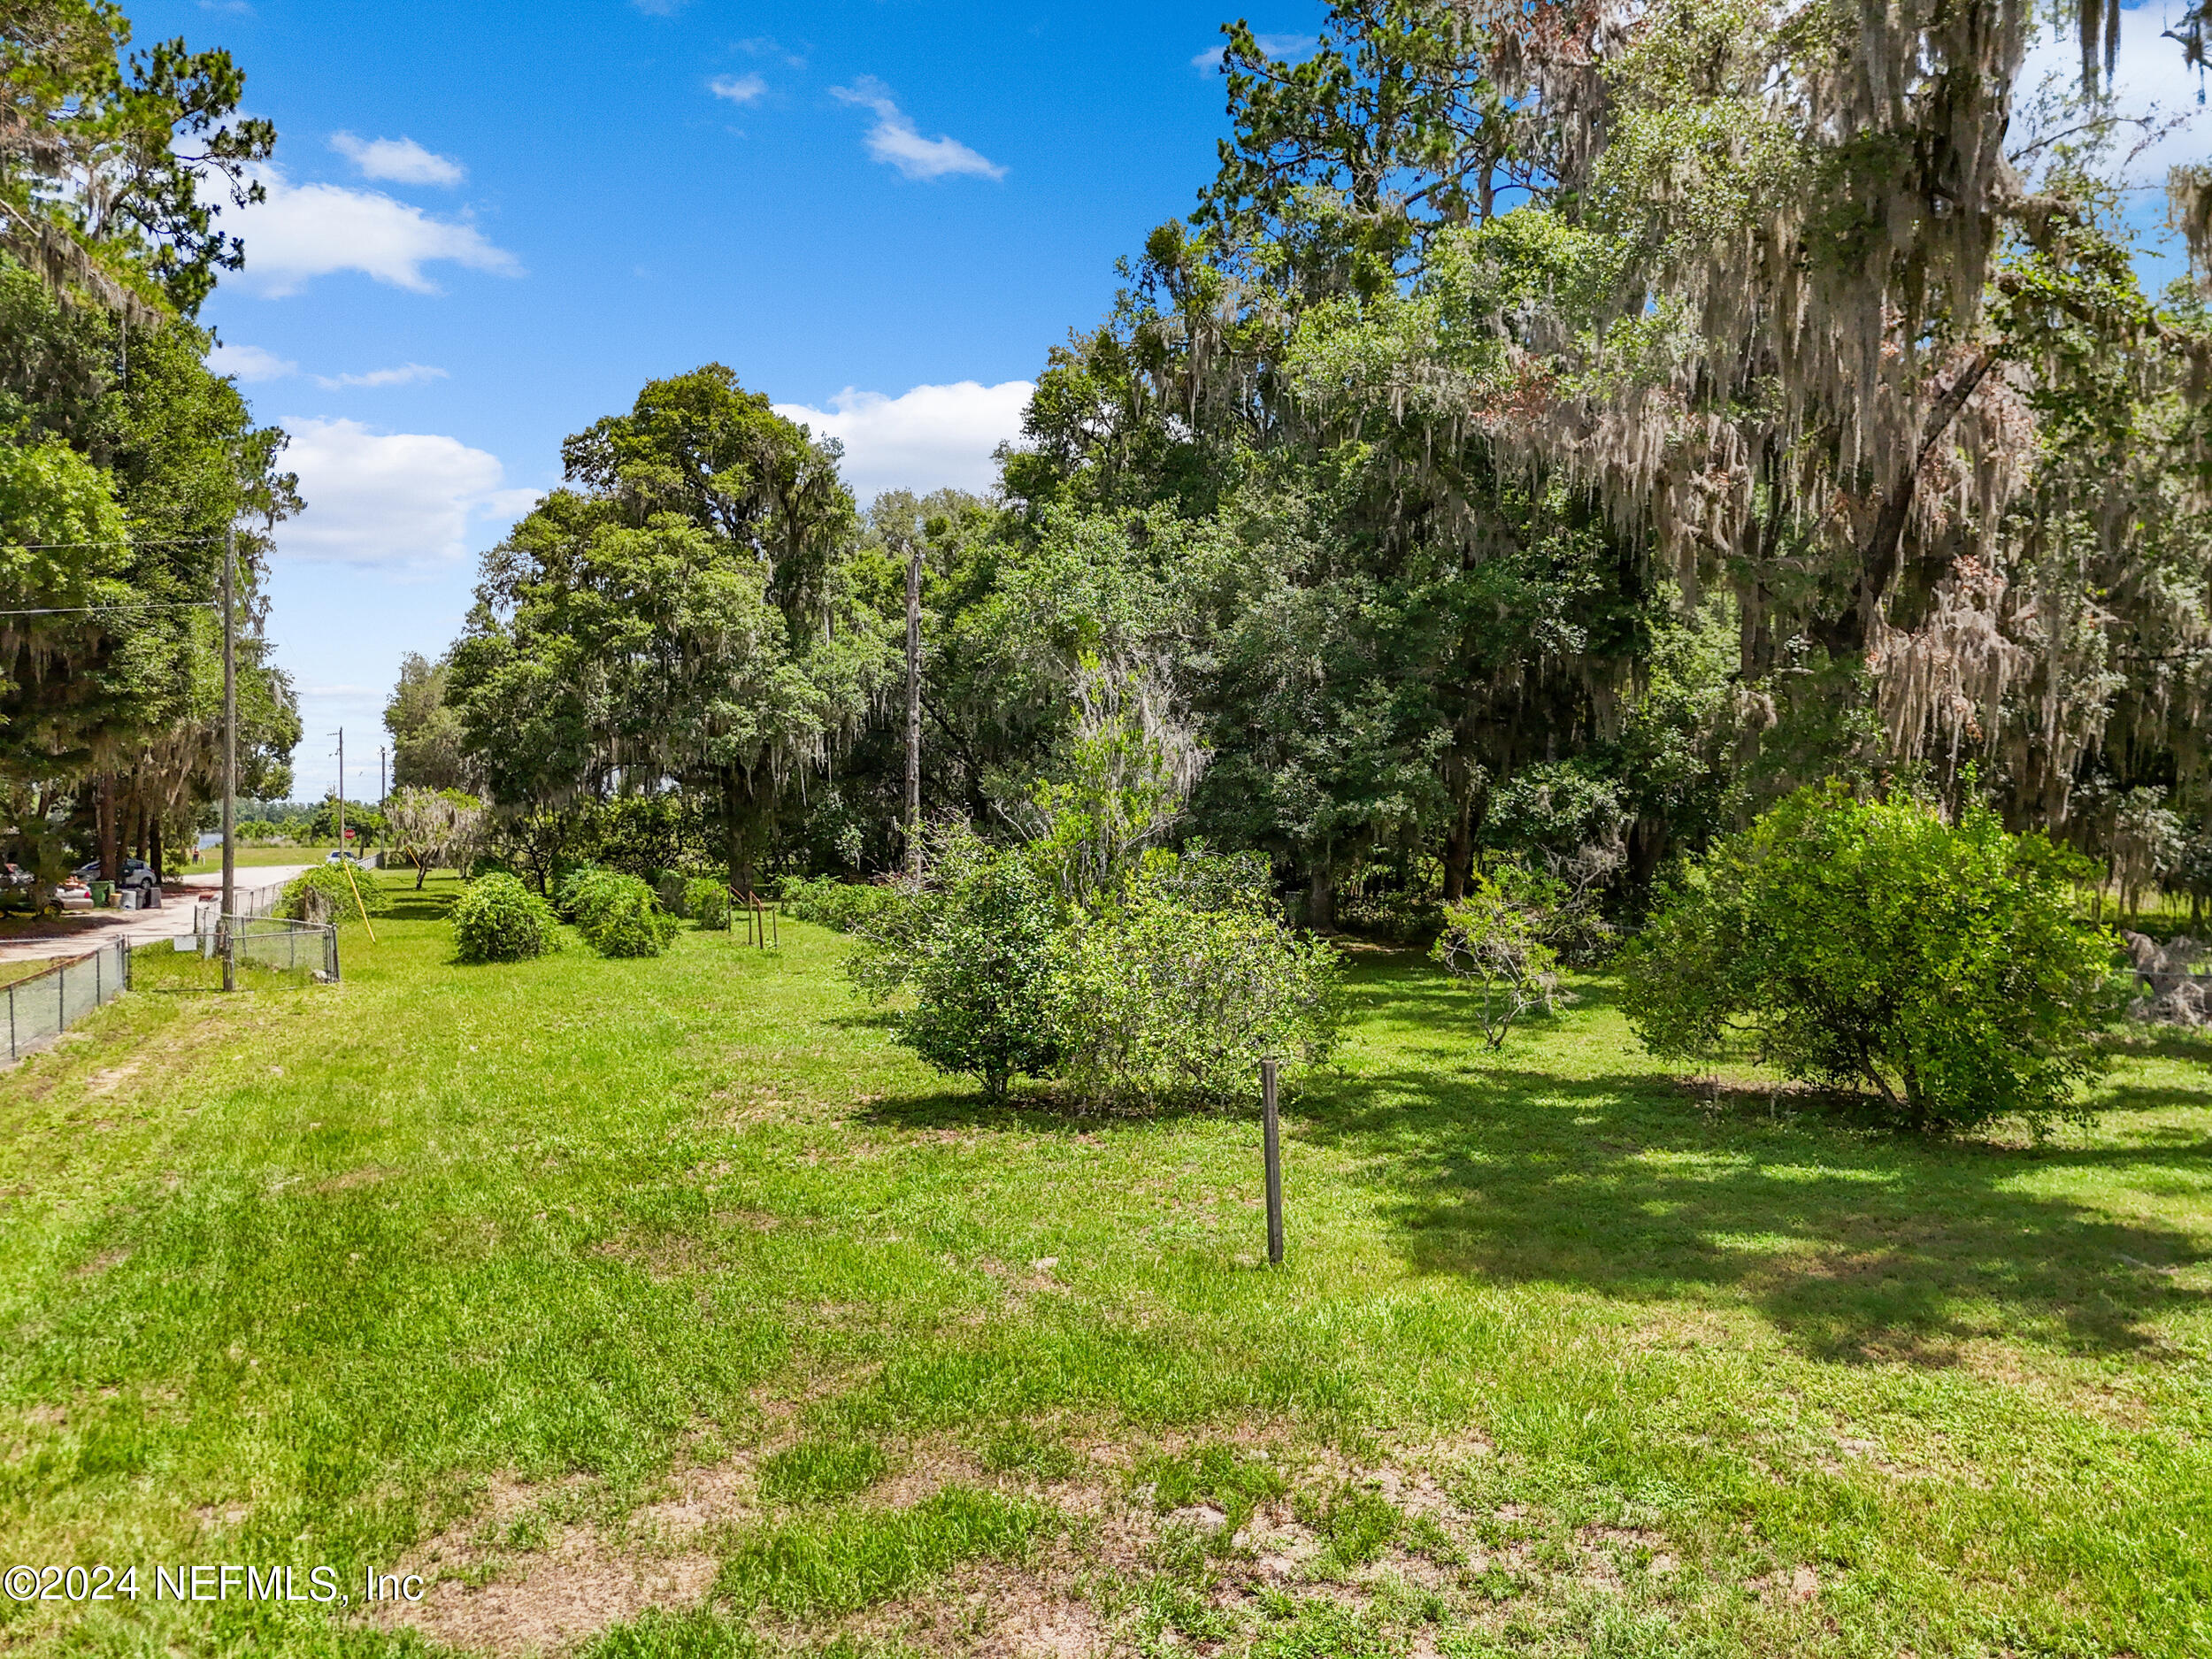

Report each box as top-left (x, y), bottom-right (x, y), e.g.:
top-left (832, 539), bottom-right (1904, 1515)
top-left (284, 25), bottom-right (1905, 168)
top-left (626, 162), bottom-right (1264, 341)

top-left (684, 876), bottom-right (732, 930)
top-left (451, 872), bottom-right (562, 964)
top-left (572, 870), bottom-right (680, 958)
top-left (1621, 784), bottom-right (2121, 1133)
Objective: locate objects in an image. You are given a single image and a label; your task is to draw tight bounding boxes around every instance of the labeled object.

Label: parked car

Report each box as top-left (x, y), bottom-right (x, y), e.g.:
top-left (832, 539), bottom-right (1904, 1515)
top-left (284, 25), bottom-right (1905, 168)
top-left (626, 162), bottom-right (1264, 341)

top-left (72, 857), bottom-right (162, 904)
top-left (325, 850), bottom-right (369, 867)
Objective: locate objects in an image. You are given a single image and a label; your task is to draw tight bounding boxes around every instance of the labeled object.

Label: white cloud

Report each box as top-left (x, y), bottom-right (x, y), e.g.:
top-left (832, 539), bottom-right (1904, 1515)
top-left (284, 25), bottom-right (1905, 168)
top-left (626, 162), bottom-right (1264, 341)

top-left (772, 380), bottom-right (1033, 501)
top-left (2017, 19), bottom-right (2209, 187)
top-left (829, 77), bottom-right (1005, 181)
top-left (228, 165), bottom-right (519, 296)
top-left (209, 342), bottom-right (297, 382)
top-left (312, 363), bottom-right (449, 389)
top-left (736, 35), bottom-right (807, 67)
top-left (329, 132), bottom-right (466, 187)
top-left (275, 418), bottom-right (538, 567)
top-left (710, 73), bottom-right (766, 104)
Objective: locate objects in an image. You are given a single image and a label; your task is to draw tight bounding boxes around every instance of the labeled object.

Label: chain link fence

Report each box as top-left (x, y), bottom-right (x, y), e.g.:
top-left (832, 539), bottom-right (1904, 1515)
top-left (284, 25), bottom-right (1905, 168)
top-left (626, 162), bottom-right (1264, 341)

top-left (0, 916), bottom-right (340, 1064)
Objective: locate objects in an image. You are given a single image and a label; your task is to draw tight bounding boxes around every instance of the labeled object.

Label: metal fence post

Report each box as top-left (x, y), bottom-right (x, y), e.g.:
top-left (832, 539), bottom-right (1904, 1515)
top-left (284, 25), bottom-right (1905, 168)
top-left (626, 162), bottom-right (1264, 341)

top-left (57, 962), bottom-right (66, 1033)
top-left (1263, 1056), bottom-right (1284, 1266)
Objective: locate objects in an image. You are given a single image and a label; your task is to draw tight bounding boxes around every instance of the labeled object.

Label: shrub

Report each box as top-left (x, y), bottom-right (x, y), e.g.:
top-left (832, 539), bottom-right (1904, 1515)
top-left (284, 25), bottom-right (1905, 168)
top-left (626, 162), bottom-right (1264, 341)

top-left (1058, 849), bottom-right (1343, 1110)
top-left (553, 863), bottom-right (611, 920)
top-left (566, 870), bottom-right (679, 958)
top-left (451, 872), bottom-right (562, 964)
top-left (849, 834), bottom-right (1065, 1098)
top-left (684, 876), bottom-right (732, 930)
top-left (781, 873), bottom-right (900, 933)
top-left (1621, 784), bottom-right (2121, 1133)
top-left (1431, 864), bottom-right (1572, 1049)
top-left (279, 864), bottom-right (390, 926)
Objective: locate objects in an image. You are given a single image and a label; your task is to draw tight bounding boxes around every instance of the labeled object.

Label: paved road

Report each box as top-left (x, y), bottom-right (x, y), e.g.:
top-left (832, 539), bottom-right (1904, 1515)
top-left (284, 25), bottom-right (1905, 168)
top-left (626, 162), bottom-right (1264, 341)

top-left (0, 865), bottom-right (316, 964)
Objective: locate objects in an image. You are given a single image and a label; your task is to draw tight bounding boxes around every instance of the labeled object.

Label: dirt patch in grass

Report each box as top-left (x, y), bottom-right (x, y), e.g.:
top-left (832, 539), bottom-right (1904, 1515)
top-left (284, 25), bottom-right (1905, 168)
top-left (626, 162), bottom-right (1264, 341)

top-left (83, 1062), bottom-right (142, 1096)
top-left (315, 1165), bottom-right (389, 1193)
top-left (371, 1465), bottom-right (749, 1656)
top-left (350, 1422), bottom-right (1903, 1657)
top-left (383, 1528), bottom-right (720, 1656)
top-left (824, 1557), bottom-right (1110, 1657)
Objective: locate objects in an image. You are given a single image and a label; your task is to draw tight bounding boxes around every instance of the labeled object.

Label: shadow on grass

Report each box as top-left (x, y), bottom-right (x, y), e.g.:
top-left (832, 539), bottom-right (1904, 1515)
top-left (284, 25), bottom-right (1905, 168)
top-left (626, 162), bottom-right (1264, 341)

top-left (381, 891), bottom-right (455, 923)
top-left (1300, 1056), bottom-right (2209, 1365)
top-left (843, 952), bottom-right (2208, 1364)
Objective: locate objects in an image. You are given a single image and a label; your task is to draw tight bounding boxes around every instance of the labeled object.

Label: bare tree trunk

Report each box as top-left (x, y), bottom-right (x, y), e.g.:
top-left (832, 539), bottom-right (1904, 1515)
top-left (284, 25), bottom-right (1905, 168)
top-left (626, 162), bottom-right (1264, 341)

top-left (97, 775), bottom-right (118, 882)
top-left (1442, 780), bottom-right (1474, 902)
top-left (1307, 862), bottom-right (1335, 931)
top-left (722, 764), bottom-right (756, 896)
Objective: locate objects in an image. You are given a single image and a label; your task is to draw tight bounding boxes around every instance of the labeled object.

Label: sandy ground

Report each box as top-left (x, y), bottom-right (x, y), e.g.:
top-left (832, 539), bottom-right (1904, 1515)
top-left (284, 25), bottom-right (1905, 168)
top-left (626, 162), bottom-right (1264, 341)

top-left (0, 865), bottom-right (316, 964)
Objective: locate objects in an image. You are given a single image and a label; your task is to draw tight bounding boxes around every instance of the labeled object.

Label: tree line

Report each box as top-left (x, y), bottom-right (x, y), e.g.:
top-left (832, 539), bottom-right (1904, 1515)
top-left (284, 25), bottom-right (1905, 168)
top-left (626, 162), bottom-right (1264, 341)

top-left (0, 2), bottom-right (298, 891)
top-left (386, 0), bottom-right (2212, 920)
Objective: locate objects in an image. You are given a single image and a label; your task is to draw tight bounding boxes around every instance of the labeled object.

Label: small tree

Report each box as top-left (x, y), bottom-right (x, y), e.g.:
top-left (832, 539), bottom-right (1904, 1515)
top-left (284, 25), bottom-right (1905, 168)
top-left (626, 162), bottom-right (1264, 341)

top-left (849, 828), bottom-right (1065, 1099)
top-left (1430, 864), bottom-right (1569, 1048)
top-left (384, 787), bottom-right (489, 889)
top-left (1621, 785), bottom-right (2120, 1134)
top-left (1023, 657), bottom-right (1204, 903)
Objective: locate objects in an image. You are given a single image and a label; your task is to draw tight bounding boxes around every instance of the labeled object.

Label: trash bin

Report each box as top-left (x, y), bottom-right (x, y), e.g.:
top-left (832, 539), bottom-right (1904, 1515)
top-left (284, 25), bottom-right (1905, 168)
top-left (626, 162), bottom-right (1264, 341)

top-left (89, 879), bottom-right (113, 906)
top-left (119, 887), bottom-right (139, 911)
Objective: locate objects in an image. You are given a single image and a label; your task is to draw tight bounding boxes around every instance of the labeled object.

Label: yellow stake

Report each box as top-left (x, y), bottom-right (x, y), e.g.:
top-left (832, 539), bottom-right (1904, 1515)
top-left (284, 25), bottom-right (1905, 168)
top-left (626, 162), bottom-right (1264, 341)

top-left (340, 858), bottom-right (377, 942)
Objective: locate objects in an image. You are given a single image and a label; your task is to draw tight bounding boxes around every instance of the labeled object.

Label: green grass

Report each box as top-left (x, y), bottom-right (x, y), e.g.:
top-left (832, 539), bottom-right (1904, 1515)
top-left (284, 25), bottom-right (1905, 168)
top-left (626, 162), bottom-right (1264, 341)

top-left (0, 875), bottom-right (2208, 1656)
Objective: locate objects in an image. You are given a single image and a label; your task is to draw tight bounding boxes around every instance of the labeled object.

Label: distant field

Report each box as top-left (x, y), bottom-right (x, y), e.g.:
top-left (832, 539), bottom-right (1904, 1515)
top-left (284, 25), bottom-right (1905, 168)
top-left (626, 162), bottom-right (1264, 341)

top-left (171, 844), bottom-right (341, 871)
top-left (0, 874), bottom-right (2205, 1658)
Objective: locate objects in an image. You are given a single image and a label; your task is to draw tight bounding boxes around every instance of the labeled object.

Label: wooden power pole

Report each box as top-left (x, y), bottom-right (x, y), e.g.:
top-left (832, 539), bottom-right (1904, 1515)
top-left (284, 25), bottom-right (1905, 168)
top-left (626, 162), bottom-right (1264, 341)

top-left (903, 535), bottom-right (922, 877)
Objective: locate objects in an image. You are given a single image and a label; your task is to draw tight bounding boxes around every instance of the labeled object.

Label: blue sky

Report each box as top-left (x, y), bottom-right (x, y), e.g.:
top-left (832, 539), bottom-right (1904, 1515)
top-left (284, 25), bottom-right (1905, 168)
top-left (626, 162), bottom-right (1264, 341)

top-left (129, 1), bottom-right (2203, 803)
top-left (127, 0), bottom-right (1328, 801)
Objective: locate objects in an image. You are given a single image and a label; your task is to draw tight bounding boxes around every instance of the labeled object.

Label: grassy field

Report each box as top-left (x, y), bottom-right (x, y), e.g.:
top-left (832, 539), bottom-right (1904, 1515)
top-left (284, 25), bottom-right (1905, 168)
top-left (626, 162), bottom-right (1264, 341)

top-left (1, 874), bottom-right (2206, 1659)
top-left (168, 844), bottom-right (346, 872)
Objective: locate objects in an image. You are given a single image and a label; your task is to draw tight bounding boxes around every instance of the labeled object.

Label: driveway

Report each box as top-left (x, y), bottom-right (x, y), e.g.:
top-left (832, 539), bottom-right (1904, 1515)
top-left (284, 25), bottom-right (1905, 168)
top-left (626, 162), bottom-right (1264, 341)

top-left (0, 865), bottom-right (316, 964)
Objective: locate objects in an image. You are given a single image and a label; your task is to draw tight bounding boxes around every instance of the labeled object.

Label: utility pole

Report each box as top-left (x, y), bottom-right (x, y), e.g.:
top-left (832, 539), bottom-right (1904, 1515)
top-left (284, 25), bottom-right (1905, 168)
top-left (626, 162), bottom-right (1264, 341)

top-left (330, 729), bottom-right (345, 855)
top-left (380, 746), bottom-right (387, 807)
top-left (220, 525), bottom-right (236, 992)
top-left (903, 534), bottom-right (922, 877)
